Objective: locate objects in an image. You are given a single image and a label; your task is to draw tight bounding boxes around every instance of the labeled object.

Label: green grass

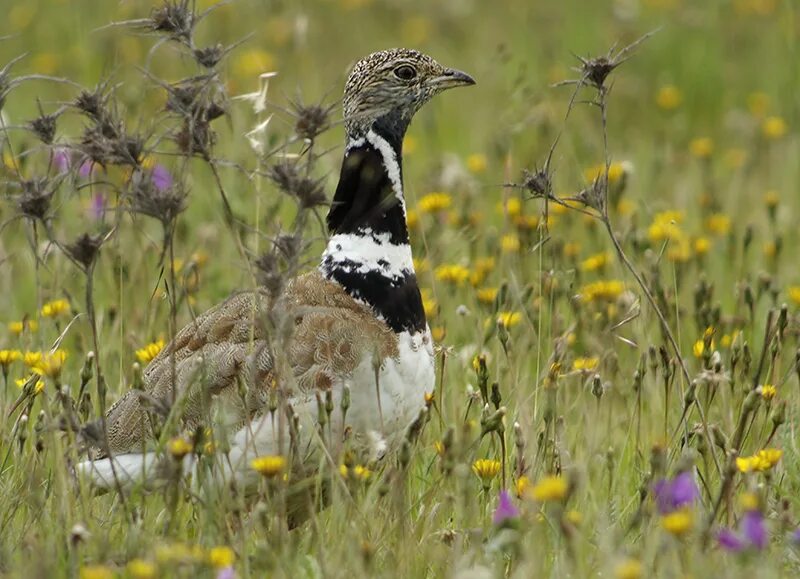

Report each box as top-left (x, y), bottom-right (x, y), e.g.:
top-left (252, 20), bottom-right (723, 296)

top-left (1, 0), bottom-right (799, 577)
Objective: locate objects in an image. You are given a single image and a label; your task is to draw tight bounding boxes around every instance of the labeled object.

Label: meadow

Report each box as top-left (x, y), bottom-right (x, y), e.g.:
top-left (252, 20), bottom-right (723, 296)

top-left (1, 0), bottom-right (799, 577)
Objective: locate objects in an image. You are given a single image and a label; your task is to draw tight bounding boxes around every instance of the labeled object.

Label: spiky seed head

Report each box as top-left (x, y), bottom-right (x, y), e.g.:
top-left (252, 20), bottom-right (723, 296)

top-left (343, 48), bottom-right (475, 138)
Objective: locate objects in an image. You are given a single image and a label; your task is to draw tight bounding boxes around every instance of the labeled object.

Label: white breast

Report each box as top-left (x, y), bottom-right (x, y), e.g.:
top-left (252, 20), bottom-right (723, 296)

top-left (224, 328), bottom-right (435, 483)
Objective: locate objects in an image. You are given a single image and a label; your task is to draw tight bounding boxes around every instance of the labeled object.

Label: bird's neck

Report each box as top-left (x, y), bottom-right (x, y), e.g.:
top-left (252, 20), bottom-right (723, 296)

top-left (320, 126), bottom-right (426, 334)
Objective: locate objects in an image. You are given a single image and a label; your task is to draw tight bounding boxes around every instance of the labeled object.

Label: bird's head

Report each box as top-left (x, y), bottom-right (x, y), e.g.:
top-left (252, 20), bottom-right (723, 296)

top-left (343, 48), bottom-right (475, 144)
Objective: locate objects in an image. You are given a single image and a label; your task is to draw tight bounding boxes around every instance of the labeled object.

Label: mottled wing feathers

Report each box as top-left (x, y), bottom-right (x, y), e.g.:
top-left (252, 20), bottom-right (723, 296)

top-left (102, 271), bottom-right (397, 455)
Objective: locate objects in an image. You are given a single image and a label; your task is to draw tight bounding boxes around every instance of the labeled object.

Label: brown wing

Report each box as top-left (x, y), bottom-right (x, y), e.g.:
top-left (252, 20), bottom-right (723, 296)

top-left (102, 271), bottom-right (397, 455)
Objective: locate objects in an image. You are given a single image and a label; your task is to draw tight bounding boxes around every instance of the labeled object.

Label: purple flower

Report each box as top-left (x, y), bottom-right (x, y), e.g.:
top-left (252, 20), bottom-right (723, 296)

top-left (652, 471), bottom-right (699, 514)
top-left (88, 192), bottom-right (106, 220)
top-left (791, 528), bottom-right (800, 545)
top-left (79, 159), bottom-right (94, 178)
top-left (216, 567), bottom-right (236, 579)
top-left (151, 164), bottom-right (172, 191)
top-left (53, 148), bottom-right (71, 173)
top-left (717, 510), bottom-right (768, 552)
top-left (717, 528), bottom-right (745, 552)
top-left (741, 510), bottom-right (767, 550)
top-left (493, 489), bottom-right (519, 526)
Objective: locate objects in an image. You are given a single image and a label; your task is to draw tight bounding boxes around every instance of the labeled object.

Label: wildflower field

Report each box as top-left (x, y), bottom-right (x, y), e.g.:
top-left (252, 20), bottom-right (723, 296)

top-left (1, 0), bottom-right (799, 577)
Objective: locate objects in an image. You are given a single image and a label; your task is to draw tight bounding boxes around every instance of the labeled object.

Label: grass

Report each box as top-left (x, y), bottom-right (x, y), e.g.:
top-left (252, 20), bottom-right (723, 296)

top-left (1, 0), bottom-right (799, 577)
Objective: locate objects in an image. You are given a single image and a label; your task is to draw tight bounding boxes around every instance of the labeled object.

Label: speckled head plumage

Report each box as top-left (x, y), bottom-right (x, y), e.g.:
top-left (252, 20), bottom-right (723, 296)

top-left (343, 48), bottom-right (475, 143)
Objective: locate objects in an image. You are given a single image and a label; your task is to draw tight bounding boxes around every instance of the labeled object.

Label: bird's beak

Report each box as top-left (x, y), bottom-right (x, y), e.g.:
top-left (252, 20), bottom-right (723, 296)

top-left (431, 67), bottom-right (476, 90)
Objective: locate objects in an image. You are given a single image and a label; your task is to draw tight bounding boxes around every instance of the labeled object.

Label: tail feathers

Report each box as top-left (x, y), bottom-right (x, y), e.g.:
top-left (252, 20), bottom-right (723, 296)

top-left (77, 452), bottom-right (182, 491)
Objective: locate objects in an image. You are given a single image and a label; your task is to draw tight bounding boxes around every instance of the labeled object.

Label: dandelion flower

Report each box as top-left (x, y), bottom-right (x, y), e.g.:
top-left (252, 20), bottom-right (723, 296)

top-left (530, 475), bottom-right (568, 502)
top-left (496, 311), bottom-right (522, 328)
top-left (476, 287), bottom-right (499, 305)
top-left (580, 251), bottom-right (610, 272)
top-left (0, 349), bottom-right (22, 370)
top-left (466, 153), bottom-right (487, 173)
top-left (167, 437), bottom-right (192, 459)
top-left (41, 298), bottom-right (70, 318)
top-left (762, 116), bottom-right (787, 139)
top-left (79, 565), bottom-right (114, 579)
top-left (760, 384), bottom-right (776, 400)
top-left (435, 264), bottom-right (470, 285)
top-left (418, 192), bottom-right (452, 213)
top-left (127, 559), bottom-right (157, 579)
top-left (615, 558), bottom-right (643, 579)
top-left (472, 459), bottom-right (501, 483)
top-left (136, 339), bottom-right (165, 364)
top-left (656, 85), bottom-right (682, 110)
top-left (32, 350), bottom-right (67, 380)
top-left (572, 357), bottom-right (599, 372)
top-left (500, 234), bottom-right (520, 253)
top-left (251, 455), bottom-right (287, 478)
top-left (661, 508), bottom-right (694, 536)
top-left (689, 137), bottom-right (713, 158)
top-left (208, 546), bottom-right (236, 569)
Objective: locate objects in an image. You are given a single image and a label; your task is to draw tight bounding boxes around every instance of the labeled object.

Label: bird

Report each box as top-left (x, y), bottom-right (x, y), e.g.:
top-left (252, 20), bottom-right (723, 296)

top-left (78, 48), bottom-right (475, 491)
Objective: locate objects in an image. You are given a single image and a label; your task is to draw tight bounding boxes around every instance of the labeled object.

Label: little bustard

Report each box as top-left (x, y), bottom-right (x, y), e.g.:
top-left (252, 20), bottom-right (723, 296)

top-left (79, 48), bottom-right (475, 490)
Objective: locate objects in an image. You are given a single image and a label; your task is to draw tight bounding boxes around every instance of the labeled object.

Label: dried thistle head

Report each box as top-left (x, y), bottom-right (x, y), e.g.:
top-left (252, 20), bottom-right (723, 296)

top-left (291, 99), bottom-right (335, 141)
top-left (74, 85), bottom-right (111, 123)
top-left (193, 44), bottom-right (224, 69)
top-left (175, 120), bottom-right (215, 155)
top-left (267, 160), bottom-right (326, 209)
top-left (79, 123), bottom-right (144, 167)
top-left (149, 0), bottom-right (195, 42)
top-left (17, 178), bottom-right (55, 221)
top-left (65, 232), bottom-right (104, 269)
top-left (521, 167), bottom-right (553, 199)
top-left (127, 168), bottom-right (187, 225)
top-left (28, 105), bottom-right (59, 145)
top-left (253, 251), bottom-right (283, 297)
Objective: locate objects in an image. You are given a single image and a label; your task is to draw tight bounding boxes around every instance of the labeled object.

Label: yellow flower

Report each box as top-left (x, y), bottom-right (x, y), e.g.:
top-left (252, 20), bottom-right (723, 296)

top-left (233, 49), bottom-right (276, 79)
top-left (208, 546), bottom-right (236, 568)
top-left (421, 288), bottom-right (438, 318)
top-left (472, 459), bottom-right (501, 482)
top-left (135, 339), bottom-right (165, 364)
top-left (497, 311), bottom-right (522, 328)
top-left (615, 558), bottom-right (643, 579)
top-left (763, 241), bottom-right (777, 259)
top-left (579, 280), bottom-right (625, 303)
top-left (693, 237), bottom-right (711, 256)
top-left (16, 375), bottom-right (45, 395)
top-left (580, 251), bottom-right (610, 273)
top-left (656, 85), bottom-right (682, 110)
top-left (689, 137), bottom-right (714, 158)
top-left (32, 350), bottom-right (67, 379)
top-left (79, 565), bottom-right (114, 579)
top-left (648, 211), bottom-right (685, 243)
top-left (431, 326), bottom-right (446, 342)
top-left (660, 508), bottom-right (694, 536)
top-left (788, 286), bottom-right (800, 306)
top-left (739, 492), bottom-right (760, 512)
top-left (435, 264), bottom-right (470, 285)
top-left (167, 437), bottom-right (192, 459)
top-left (251, 455), bottom-right (286, 478)
top-left (572, 357), bottom-right (599, 371)
top-left (760, 384), bottom-right (777, 400)
top-left (0, 349), bottom-right (22, 368)
top-left (705, 213), bottom-right (731, 236)
top-left (737, 449), bottom-right (782, 473)
top-left (466, 153), bottom-right (487, 173)
top-left (127, 559), bottom-right (157, 579)
top-left (498, 197), bottom-right (522, 218)
top-left (762, 116), bottom-right (787, 139)
top-left (402, 134), bottom-right (417, 155)
top-left (747, 91), bottom-right (770, 118)
top-left (757, 448), bottom-right (782, 468)
top-left (763, 190), bottom-right (780, 208)
top-left (583, 162), bottom-right (627, 185)
top-left (513, 214), bottom-right (540, 231)
top-left (501, 234), bottom-right (520, 253)
top-left (9, 319), bottom-right (38, 335)
top-left (476, 287), bottom-right (499, 305)
top-left (515, 476), bottom-right (530, 498)
top-left (530, 475), bottom-right (568, 502)
top-left (418, 192), bottom-right (452, 213)
top-left (23, 351), bottom-right (43, 368)
top-left (563, 242), bottom-right (581, 258)
top-left (565, 509), bottom-right (582, 525)
top-left (41, 298), bottom-right (70, 318)
top-left (692, 340), bottom-right (706, 358)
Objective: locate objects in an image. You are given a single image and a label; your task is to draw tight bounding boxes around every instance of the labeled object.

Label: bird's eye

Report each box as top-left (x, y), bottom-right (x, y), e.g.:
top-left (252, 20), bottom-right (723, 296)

top-left (393, 65), bottom-right (417, 81)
